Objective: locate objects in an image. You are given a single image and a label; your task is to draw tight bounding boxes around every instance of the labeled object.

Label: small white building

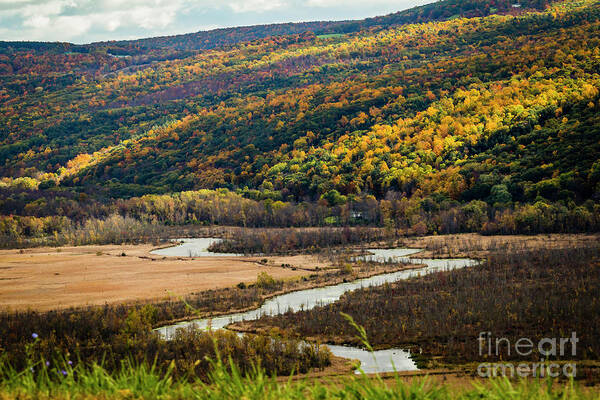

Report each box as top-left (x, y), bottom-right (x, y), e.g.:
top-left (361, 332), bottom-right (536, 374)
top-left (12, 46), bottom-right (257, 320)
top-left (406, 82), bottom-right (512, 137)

top-left (350, 211), bottom-right (363, 219)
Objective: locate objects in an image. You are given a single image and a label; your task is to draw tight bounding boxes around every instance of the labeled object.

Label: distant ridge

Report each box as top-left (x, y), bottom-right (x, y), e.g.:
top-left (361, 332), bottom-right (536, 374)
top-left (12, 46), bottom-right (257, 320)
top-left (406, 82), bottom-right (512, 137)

top-left (0, 0), bottom-right (551, 53)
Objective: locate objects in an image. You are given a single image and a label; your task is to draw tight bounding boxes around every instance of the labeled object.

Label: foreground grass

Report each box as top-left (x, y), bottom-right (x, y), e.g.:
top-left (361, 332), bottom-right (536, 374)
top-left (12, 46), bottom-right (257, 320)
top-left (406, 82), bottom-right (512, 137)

top-left (0, 355), bottom-right (597, 400)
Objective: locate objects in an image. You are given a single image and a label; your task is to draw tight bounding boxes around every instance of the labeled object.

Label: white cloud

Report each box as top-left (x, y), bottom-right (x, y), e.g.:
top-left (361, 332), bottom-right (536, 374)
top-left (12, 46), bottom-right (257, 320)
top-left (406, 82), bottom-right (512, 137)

top-left (23, 14), bottom-right (50, 28)
top-left (3, 0), bottom-right (185, 41)
top-left (127, 5), bottom-right (179, 29)
top-left (20, 0), bottom-right (75, 17)
top-left (306, 0), bottom-right (432, 7)
top-left (228, 0), bottom-right (287, 13)
top-left (2, 0), bottom-right (263, 41)
top-left (0, 0), bottom-right (435, 43)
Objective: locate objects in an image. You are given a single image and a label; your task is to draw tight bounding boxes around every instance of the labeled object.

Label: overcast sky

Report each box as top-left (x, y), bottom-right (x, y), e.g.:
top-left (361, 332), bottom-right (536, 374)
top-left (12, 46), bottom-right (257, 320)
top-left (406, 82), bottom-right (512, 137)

top-left (0, 0), bottom-right (436, 44)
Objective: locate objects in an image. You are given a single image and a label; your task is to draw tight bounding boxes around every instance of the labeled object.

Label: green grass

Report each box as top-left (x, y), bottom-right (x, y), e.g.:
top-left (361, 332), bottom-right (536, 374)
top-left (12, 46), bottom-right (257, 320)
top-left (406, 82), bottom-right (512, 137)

top-left (0, 354), bottom-right (597, 399)
top-left (316, 33), bottom-right (345, 39)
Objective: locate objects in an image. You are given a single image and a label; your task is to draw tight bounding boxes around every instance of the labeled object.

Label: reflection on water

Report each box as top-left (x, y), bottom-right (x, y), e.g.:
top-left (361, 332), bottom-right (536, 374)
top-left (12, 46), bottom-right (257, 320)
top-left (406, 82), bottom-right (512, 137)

top-left (150, 238), bottom-right (241, 257)
top-left (327, 345), bottom-right (416, 374)
top-left (155, 244), bottom-right (479, 374)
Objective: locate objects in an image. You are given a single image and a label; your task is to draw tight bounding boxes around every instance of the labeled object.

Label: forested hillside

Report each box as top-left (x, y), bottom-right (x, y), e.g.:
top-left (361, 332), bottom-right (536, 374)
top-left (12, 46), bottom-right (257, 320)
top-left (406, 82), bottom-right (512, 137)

top-left (1, 0), bottom-right (599, 240)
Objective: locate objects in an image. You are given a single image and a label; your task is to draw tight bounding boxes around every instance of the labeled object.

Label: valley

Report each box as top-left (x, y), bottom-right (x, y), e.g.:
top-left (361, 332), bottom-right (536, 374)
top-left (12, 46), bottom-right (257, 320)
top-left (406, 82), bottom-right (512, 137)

top-left (1, 0), bottom-right (599, 398)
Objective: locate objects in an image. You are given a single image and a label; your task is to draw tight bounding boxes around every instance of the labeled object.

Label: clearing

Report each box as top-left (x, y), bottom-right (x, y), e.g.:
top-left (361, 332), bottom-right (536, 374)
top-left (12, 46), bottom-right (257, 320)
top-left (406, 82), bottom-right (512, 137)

top-left (0, 243), bottom-right (324, 311)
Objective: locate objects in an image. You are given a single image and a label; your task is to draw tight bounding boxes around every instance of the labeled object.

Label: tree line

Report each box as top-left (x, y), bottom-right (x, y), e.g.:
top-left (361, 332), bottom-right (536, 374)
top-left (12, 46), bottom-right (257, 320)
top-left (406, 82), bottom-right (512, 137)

top-left (2, 188), bottom-right (598, 249)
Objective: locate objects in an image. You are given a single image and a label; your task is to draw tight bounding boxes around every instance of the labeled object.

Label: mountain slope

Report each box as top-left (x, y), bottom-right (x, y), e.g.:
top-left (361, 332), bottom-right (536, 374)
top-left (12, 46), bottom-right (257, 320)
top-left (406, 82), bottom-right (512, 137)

top-left (0, 0), bottom-right (551, 55)
top-left (0, 0), bottom-right (552, 79)
top-left (0, 0), bottom-right (598, 210)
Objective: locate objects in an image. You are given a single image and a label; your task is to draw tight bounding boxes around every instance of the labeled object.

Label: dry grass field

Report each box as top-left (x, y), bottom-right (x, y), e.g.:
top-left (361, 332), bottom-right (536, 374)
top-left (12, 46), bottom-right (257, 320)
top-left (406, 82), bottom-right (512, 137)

top-left (2, 233), bottom-right (598, 312)
top-left (398, 233), bottom-right (600, 258)
top-left (0, 243), bottom-right (326, 311)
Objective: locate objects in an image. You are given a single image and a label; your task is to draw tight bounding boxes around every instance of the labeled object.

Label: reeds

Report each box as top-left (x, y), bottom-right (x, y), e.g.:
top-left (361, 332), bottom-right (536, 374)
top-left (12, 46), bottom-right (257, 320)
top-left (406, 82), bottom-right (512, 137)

top-left (0, 281), bottom-right (331, 379)
top-left (208, 227), bottom-right (390, 255)
top-left (249, 244), bottom-right (600, 370)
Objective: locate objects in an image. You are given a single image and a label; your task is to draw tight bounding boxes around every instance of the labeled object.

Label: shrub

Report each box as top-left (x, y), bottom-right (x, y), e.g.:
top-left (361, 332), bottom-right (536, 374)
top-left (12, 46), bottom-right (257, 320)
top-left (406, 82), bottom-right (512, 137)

top-left (256, 272), bottom-right (278, 289)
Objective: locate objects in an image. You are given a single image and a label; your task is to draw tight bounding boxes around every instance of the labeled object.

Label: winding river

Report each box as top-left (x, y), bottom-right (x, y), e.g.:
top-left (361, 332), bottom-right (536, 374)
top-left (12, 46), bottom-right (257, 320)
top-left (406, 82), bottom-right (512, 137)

top-left (153, 239), bottom-right (479, 374)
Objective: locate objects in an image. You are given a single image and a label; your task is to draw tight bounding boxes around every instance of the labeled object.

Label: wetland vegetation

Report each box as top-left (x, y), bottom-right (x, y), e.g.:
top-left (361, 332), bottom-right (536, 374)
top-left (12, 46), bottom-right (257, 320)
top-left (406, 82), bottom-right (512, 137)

top-left (2, 0), bottom-right (600, 397)
top-left (240, 241), bottom-right (600, 383)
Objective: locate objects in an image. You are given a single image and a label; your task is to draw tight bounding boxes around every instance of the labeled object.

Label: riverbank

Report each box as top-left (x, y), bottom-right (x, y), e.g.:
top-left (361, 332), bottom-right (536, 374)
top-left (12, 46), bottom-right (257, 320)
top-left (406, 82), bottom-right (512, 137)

top-left (156, 248), bottom-right (478, 373)
top-left (396, 233), bottom-right (600, 258)
top-left (3, 232), bottom-right (596, 311)
top-left (153, 261), bottom-right (424, 328)
top-left (0, 240), bottom-right (423, 311)
top-left (237, 243), bottom-right (600, 383)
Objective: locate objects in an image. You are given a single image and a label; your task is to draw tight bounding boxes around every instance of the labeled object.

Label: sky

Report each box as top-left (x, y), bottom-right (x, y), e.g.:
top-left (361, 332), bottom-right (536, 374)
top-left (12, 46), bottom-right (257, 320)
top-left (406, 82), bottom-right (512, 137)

top-left (0, 0), bottom-right (436, 44)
